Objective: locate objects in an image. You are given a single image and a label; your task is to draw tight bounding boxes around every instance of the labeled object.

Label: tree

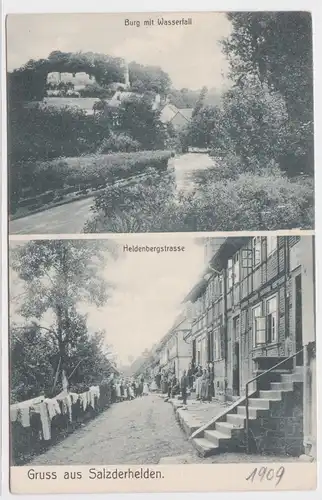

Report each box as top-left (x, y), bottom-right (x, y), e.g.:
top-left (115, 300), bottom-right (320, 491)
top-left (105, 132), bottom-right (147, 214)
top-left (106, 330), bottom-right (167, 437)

top-left (223, 12), bottom-right (313, 121)
top-left (10, 323), bottom-right (55, 402)
top-left (185, 105), bottom-right (221, 148)
top-left (117, 95), bottom-right (167, 149)
top-left (212, 79), bottom-right (289, 168)
top-left (191, 86), bottom-right (208, 118)
top-left (10, 240), bottom-right (114, 380)
top-left (221, 12), bottom-right (314, 176)
top-left (129, 62), bottom-right (171, 95)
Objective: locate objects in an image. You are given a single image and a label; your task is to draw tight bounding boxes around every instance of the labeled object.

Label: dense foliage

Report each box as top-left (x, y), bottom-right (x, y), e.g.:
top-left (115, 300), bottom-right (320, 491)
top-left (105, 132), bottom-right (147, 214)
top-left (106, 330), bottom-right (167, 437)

top-left (10, 240), bottom-right (116, 402)
top-left (85, 165), bottom-right (313, 232)
top-left (168, 87), bottom-right (221, 109)
top-left (9, 94), bottom-right (172, 213)
top-left (183, 12), bottom-right (314, 178)
top-left (11, 150), bottom-right (172, 215)
top-left (8, 51), bottom-right (172, 102)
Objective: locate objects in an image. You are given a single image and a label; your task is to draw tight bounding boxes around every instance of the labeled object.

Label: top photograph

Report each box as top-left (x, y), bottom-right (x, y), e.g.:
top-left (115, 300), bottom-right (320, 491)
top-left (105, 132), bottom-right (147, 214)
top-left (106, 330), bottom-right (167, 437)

top-left (7, 11), bottom-right (314, 235)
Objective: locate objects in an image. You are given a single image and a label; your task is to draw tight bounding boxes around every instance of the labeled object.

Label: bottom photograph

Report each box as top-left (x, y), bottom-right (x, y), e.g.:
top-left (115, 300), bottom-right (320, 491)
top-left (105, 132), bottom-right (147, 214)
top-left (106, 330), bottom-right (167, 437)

top-left (8, 235), bottom-right (316, 491)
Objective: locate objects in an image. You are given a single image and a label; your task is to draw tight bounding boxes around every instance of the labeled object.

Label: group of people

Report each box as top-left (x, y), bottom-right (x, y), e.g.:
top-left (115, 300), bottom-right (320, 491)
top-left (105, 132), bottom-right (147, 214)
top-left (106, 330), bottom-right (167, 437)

top-left (110, 375), bottom-right (150, 403)
top-left (157, 360), bottom-right (215, 405)
top-left (190, 363), bottom-right (215, 402)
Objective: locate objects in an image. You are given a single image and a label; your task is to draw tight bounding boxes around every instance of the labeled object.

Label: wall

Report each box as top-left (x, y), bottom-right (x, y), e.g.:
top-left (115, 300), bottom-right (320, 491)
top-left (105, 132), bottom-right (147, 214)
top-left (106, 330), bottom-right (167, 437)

top-left (248, 383), bottom-right (304, 456)
top-left (300, 236), bottom-right (316, 458)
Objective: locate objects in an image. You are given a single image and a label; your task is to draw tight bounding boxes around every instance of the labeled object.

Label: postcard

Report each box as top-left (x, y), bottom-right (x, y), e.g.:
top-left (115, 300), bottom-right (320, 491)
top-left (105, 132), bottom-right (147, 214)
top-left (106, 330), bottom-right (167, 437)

top-left (8, 234), bottom-right (316, 493)
top-left (6, 11), bottom-right (315, 235)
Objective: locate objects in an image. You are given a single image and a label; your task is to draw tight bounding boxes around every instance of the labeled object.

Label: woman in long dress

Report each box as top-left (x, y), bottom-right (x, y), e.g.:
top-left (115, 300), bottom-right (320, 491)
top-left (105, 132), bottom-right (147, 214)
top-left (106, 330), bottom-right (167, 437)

top-left (195, 366), bottom-right (203, 400)
top-left (115, 380), bottom-right (121, 402)
top-left (201, 370), bottom-right (209, 402)
top-left (150, 378), bottom-right (158, 392)
top-left (143, 380), bottom-right (149, 395)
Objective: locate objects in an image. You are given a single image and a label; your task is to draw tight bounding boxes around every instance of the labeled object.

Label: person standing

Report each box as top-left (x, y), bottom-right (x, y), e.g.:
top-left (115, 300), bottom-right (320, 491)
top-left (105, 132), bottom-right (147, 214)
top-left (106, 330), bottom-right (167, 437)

top-left (187, 363), bottom-right (194, 391)
top-left (115, 379), bottom-right (121, 402)
top-left (208, 362), bottom-right (214, 401)
top-left (167, 372), bottom-right (173, 398)
top-left (200, 369), bottom-right (208, 402)
top-left (180, 370), bottom-right (189, 405)
top-left (143, 379), bottom-right (149, 396)
top-left (195, 366), bottom-right (203, 400)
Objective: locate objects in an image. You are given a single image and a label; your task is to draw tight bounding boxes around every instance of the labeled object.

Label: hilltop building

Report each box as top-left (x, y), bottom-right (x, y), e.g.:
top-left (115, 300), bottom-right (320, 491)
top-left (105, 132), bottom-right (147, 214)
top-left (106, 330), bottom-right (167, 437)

top-left (46, 71), bottom-right (95, 92)
top-left (42, 61), bottom-right (194, 127)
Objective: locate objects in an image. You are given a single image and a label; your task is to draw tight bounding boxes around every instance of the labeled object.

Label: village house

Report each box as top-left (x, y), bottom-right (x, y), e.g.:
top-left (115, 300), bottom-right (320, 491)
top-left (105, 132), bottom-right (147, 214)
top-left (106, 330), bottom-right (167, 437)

top-left (143, 313), bottom-right (192, 381)
top-left (159, 103), bottom-right (193, 130)
top-left (43, 63), bottom-right (193, 128)
top-left (182, 236), bottom-right (316, 459)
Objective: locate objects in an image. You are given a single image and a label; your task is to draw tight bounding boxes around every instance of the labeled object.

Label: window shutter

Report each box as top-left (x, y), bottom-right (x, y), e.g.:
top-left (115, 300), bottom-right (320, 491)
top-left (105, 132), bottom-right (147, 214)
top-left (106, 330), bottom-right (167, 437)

top-left (220, 325), bottom-right (225, 359)
top-left (255, 316), bottom-right (266, 344)
top-left (242, 249), bottom-right (252, 269)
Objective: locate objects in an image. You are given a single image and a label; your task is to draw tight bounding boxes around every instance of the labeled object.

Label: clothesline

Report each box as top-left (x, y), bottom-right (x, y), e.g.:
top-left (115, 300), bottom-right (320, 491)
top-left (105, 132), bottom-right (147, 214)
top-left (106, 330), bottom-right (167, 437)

top-left (10, 386), bottom-right (100, 441)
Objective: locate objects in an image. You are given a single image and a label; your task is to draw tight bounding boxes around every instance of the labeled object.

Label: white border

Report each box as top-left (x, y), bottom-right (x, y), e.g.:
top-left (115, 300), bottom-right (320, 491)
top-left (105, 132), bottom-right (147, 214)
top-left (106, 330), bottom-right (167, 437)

top-left (1, 1), bottom-right (322, 500)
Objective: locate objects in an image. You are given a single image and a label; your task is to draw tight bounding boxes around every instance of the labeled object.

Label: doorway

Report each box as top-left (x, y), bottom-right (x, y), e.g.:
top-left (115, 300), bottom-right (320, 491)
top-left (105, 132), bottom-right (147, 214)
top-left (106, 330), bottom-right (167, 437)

top-left (192, 339), bottom-right (196, 365)
top-left (232, 316), bottom-right (240, 396)
top-left (295, 274), bottom-right (303, 365)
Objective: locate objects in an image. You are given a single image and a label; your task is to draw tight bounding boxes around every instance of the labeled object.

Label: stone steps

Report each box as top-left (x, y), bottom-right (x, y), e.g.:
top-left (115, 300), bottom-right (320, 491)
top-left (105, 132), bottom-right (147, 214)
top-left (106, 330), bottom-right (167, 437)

top-left (193, 437), bottom-right (220, 457)
top-left (190, 368), bottom-right (300, 458)
top-left (204, 429), bottom-right (231, 447)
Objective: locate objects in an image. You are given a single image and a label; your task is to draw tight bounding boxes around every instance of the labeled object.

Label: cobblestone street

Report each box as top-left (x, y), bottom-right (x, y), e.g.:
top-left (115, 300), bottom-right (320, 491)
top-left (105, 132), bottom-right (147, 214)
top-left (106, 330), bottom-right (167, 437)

top-left (29, 394), bottom-right (195, 465)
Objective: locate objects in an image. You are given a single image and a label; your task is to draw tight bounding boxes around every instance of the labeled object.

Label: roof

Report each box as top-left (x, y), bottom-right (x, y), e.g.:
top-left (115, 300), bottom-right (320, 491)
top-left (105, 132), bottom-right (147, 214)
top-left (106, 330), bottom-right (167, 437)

top-left (177, 108), bottom-right (193, 120)
top-left (182, 237), bottom-right (250, 304)
top-left (159, 103), bottom-right (179, 123)
top-left (209, 237), bottom-right (250, 270)
top-left (182, 278), bottom-right (209, 303)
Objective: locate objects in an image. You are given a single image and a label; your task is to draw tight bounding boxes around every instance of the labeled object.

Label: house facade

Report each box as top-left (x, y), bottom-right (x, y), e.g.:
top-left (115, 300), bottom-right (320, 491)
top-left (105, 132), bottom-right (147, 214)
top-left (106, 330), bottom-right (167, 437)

top-left (183, 236), bottom-right (316, 459)
top-left (139, 314), bottom-right (192, 382)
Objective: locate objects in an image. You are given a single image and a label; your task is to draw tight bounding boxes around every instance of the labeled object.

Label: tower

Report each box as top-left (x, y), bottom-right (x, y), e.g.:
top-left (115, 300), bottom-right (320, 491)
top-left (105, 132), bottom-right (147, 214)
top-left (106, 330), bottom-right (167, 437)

top-left (124, 62), bottom-right (130, 89)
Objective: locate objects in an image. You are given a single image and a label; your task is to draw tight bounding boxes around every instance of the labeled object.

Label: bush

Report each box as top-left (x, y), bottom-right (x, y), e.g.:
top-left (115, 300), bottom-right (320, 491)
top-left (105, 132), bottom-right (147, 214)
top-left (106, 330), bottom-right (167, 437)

top-left (11, 151), bottom-right (173, 213)
top-left (61, 150), bottom-right (173, 189)
top-left (78, 83), bottom-right (112, 98)
top-left (84, 169), bottom-right (314, 232)
top-left (97, 132), bottom-right (141, 153)
top-left (84, 169), bottom-right (178, 233)
top-left (188, 172), bottom-right (314, 231)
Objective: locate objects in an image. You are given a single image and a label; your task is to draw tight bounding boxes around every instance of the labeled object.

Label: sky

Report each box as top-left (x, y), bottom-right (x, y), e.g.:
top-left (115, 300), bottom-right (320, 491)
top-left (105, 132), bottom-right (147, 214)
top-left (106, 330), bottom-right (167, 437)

top-left (6, 12), bottom-right (232, 90)
top-left (85, 236), bottom-right (206, 365)
top-left (10, 237), bottom-right (207, 366)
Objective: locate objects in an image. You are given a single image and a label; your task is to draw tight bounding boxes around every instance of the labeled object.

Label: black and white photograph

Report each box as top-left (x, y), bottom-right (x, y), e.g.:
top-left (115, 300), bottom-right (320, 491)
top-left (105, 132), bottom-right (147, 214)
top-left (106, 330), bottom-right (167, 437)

top-left (7, 11), bottom-right (314, 235)
top-left (9, 235), bottom-right (316, 472)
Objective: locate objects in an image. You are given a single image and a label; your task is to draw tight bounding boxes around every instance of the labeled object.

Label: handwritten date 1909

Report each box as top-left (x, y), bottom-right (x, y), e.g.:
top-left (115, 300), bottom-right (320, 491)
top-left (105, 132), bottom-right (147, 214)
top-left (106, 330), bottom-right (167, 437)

top-left (246, 466), bottom-right (285, 486)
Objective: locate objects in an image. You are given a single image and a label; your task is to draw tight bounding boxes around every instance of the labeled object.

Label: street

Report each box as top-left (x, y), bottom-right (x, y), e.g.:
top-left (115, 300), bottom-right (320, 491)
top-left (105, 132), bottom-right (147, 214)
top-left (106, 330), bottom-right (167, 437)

top-left (9, 197), bottom-right (95, 235)
top-left (28, 394), bottom-right (195, 465)
top-left (172, 153), bottom-right (215, 193)
top-left (9, 153), bottom-right (215, 235)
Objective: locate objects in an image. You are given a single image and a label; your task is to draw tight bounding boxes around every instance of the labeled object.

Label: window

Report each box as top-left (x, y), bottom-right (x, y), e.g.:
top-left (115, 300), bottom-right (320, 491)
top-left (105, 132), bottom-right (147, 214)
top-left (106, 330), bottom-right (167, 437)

top-left (219, 275), bottom-right (223, 295)
top-left (252, 296), bottom-right (278, 346)
top-left (228, 259), bottom-right (233, 289)
top-left (253, 304), bottom-right (265, 346)
top-left (253, 237), bottom-right (262, 267)
top-left (233, 253), bottom-right (240, 284)
top-left (267, 236), bottom-right (278, 257)
top-left (266, 296), bottom-right (277, 343)
top-left (214, 326), bottom-right (221, 360)
top-left (242, 248), bottom-right (253, 270)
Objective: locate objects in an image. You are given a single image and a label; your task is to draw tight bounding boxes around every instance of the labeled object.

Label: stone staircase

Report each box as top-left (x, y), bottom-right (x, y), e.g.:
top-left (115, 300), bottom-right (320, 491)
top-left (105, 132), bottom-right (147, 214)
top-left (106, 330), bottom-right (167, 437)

top-left (191, 366), bottom-right (304, 457)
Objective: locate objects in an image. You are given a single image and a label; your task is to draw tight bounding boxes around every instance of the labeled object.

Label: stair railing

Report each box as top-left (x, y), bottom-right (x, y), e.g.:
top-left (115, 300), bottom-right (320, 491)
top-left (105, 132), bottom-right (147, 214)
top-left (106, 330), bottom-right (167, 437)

top-left (245, 346), bottom-right (306, 454)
